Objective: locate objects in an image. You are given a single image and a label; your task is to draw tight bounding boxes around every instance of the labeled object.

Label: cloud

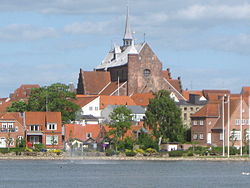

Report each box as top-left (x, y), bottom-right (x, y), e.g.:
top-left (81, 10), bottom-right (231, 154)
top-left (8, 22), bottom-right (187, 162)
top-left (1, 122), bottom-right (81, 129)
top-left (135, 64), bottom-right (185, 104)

top-left (0, 24), bottom-right (58, 41)
top-left (64, 21), bottom-right (112, 35)
top-left (175, 4), bottom-right (250, 21)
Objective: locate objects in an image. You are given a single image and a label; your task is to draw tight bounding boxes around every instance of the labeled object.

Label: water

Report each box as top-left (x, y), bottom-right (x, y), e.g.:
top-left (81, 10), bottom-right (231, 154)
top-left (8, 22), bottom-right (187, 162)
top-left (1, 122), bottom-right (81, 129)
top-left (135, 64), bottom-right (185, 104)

top-left (1, 160), bottom-right (250, 188)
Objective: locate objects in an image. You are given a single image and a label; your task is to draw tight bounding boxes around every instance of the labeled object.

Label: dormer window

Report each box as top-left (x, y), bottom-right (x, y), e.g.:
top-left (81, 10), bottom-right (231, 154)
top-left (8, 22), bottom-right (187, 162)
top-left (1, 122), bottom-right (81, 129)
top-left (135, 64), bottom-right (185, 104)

top-left (47, 123), bottom-right (57, 130)
top-left (143, 69), bottom-right (151, 78)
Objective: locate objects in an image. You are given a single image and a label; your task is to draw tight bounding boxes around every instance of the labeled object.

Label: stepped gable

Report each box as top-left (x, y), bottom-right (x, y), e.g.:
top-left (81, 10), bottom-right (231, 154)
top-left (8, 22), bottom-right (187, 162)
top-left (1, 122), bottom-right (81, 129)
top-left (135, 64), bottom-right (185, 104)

top-left (11, 84), bottom-right (39, 100)
top-left (77, 69), bottom-right (111, 95)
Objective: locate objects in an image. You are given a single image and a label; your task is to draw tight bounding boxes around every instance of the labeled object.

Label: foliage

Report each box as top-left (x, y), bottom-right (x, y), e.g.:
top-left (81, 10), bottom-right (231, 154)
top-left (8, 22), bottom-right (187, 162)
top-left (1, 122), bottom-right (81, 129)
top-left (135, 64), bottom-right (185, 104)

top-left (144, 90), bottom-right (185, 145)
top-left (33, 144), bottom-right (45, 152)
top-left (117, 137), bottom-right (135, 151)
top-left (125, 149), bottom-right (137, 157)
top-left (27, 83), bottom-right (80, 122)
top-left (135, 148), bottom-right (145, 155)
top-left (137, 133), bottom-right (158, 151)
top-left (168, 150), bottom-right (184, 157)
top-left (0, 147), bottom-right (25, 153)
top-left (105, 149), bottom-right (119, 156)
top-left (230, 129), bottom-right (238, 147)
top-left (145, 148), bottom-right (157, 154)
top-left (16, 137), bottom-right (26, 148)
top-left (7, 101), bottom-right (28, 112)
top-left (108, 106), bottom-right (133, 151)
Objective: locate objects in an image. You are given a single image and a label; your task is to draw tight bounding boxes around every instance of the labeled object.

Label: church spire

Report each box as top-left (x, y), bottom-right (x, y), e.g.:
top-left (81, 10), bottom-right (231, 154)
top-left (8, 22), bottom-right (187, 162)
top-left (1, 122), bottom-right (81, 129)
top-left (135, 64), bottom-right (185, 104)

top-left (123, 6), bottom-right (133, 47)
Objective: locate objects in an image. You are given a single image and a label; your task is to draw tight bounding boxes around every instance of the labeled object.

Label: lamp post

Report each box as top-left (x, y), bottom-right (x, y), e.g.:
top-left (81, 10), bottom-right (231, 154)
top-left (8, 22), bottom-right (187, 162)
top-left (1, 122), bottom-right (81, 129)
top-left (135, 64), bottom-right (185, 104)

top-left (222, 95), bottom-right (225, 157)
top-left (227, 95), bottom-right (230, 158)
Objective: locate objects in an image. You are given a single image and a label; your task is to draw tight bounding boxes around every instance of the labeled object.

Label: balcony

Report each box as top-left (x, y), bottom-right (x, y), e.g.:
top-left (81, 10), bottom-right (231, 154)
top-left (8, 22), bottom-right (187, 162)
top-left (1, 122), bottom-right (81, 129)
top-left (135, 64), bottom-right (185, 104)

top-left (0, 128), bottom-right (17, 132)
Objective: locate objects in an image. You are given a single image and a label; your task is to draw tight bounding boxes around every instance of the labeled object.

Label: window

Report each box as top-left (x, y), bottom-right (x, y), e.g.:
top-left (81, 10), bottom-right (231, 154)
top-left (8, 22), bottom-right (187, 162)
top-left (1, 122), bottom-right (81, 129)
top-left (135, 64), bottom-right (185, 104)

top-left (184, 113), bottom-right (187, 121)
top-left (30, 125), bottom-right (39, 131)
top-left (30, 136), bottom-right (40, 144)
top-left (230, 130), bottom-right (241, 141)
top-left (235, 119), bottom-right (240, 125)
top-left (190, 107), bottom-right (193, 111)
top-left (89, 106), bottom-right (93, 111)
top-left (199, 133), bottom-right (204, 140)
top-left (86, 133), bottom-right (92, 139)
top-left (220, 133), bottom-right (224, 141)
top-left (143, 69), bottom-right (151, 78)
top-left (184, 107), bottom-right (187, 111)
top-left (8, 123), bottom-right (13, 129)
top-left (193, 134), bottom-right (198, 140)
top-left (2, 123), bottom-right (7, 129)
top-left (95, 107), bottom-right (98, 111)
top-left (9, 138), bottom-right (14, 146)
top-left (17, 136), bottom-right (23, 141)
top-left (200, 120), bottom-right (204, 125)
top-left (47, 123), bottom-right (57, 130)
top-left (46, 135), bottom-right (58, 145)
top-left (193, 121), bottom-right (197, 125)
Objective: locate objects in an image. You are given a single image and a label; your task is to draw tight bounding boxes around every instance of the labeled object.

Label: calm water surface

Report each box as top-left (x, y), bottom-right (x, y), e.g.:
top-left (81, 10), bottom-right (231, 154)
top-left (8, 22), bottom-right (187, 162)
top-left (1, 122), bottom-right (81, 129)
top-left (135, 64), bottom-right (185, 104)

top-left (1, 160), bottom-right (250, 188)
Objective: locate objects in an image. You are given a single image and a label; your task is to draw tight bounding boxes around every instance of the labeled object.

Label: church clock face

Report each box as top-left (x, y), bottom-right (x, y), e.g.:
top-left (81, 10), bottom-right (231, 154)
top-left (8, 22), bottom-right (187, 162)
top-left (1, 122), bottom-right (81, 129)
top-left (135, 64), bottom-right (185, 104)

top-left (143, 69), bottom-right (151, 78)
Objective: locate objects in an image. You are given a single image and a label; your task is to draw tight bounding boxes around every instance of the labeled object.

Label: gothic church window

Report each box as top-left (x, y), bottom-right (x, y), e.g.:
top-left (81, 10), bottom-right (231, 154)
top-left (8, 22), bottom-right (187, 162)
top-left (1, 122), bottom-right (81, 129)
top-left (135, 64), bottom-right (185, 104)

top-left (144, 69), bottom-right (151, 78)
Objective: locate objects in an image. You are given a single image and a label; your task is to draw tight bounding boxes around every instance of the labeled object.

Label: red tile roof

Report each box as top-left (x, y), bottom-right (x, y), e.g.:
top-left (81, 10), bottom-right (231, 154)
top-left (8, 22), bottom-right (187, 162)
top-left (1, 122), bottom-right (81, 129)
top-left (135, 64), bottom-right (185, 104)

top-left (99, 95), bottom-right (136, 109)
top-left (82, 70), bottom-right (111, 94)
top-left (131, 93), bottom-right (154, 106)
top-left (192, 101), bottom-right (220, 117)
top-left (99, 81), bottom-right (126, 95)
top-left (72, 96), bottom-right (98, 107)
top-left (182, 90), bottom-right (203, 101)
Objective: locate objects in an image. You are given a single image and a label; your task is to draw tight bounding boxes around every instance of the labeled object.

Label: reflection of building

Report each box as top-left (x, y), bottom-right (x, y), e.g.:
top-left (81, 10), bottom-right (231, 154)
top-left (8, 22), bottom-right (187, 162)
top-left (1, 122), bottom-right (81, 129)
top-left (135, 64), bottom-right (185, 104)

top-left (77, 8), bottom-right (185, 101)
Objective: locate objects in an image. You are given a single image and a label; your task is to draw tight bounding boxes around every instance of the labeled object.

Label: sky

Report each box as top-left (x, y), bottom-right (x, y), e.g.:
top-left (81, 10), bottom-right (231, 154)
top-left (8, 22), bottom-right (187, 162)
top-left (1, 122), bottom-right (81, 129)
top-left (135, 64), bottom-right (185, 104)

top-left (1, 0), bottom-right (250, 97)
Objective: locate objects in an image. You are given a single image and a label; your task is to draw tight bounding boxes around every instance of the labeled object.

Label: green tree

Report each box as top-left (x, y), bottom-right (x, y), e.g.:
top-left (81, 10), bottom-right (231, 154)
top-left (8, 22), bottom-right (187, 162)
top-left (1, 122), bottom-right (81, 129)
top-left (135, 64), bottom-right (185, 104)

top-left (144, 90), bottom-right (184, 146)
top-left (7, 101), bottom-right (28, 112)
top-left (27, 83), bottom-right (80, 122)
top-left (108, 106), bottom-right (133, 151)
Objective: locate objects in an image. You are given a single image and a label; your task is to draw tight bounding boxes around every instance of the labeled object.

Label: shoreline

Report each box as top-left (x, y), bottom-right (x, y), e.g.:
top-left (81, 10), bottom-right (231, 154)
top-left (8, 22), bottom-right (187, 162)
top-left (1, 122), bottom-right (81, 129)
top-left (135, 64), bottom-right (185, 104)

top-left (1, 155), bottom-right (250, 161)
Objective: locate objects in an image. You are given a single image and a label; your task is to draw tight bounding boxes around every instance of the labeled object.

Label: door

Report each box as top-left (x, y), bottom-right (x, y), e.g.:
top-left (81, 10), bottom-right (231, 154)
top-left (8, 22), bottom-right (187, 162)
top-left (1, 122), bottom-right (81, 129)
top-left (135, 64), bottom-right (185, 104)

top-left (207, 133), bottom-right (212, 144)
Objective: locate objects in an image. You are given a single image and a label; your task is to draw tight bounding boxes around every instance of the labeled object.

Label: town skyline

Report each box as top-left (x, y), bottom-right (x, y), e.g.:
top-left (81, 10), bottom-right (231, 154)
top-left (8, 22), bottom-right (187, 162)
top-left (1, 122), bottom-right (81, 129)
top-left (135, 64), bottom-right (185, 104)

top-left (1, 0), bottom-right (250, 97)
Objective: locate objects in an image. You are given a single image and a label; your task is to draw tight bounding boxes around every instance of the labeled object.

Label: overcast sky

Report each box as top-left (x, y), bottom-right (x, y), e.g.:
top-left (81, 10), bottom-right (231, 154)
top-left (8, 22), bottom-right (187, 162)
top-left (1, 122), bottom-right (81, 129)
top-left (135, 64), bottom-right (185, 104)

top-left (1, 0), bottom-right (250, 97)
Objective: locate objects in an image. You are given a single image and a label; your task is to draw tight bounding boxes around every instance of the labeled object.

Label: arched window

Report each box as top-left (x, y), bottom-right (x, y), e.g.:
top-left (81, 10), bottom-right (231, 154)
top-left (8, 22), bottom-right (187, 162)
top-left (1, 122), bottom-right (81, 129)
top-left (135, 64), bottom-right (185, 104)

top-left (144, 69), bottom-right (151, 77)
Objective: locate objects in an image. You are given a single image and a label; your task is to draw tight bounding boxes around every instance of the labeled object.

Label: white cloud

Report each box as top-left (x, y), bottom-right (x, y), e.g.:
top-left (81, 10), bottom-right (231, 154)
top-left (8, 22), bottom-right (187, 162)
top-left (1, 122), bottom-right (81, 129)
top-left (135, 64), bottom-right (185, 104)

top-left (175, 4), bottom-right (250, 20)
top-left (64, 21), bottom-right (112, 34)
top-left (0, 24), bottom-right (58, 41)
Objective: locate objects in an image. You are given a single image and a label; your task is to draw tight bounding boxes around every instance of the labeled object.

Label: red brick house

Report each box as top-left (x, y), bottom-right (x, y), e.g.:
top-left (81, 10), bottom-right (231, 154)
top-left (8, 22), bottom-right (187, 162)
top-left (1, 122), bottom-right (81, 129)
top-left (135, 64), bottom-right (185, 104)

top-left (25, 112), bottom-right (63, 149)
top-left (0, 112), bottom-right (25, 148)
top-left (191, 92), bottom-right (250, 148)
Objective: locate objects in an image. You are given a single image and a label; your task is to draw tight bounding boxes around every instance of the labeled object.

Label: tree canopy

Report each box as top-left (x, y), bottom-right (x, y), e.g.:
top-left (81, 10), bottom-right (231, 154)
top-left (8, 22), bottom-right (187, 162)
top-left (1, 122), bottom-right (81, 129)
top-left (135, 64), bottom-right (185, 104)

top-left (108, 106), bottom-right (133, 151)
top-left (7, 83), bottom-right (80, 122)
top-left (7, 101), bottom-right (28, 113)
top-left (144, 90), bottom-right (184, 145)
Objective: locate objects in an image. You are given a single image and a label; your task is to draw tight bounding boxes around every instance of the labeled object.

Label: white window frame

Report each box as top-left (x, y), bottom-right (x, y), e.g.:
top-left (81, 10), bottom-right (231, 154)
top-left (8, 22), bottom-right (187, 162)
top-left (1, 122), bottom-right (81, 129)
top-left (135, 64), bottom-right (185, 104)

top-left (199, 133), bottom-right (204, 140)
top-left (46, 135), bottom-right (58, 145)
top-left (47, 123), bottom-right (57, 130)
top-left (235, 119), bottom-right (240, 125)
top-left (220, 133), bottom-right (223, 141)
top-left (193, 121), bottom-right (197, 125)
top-left (30, 125), bottom-right (39, 131)
top-left (231, 130), bottom-right (241, 141)
top-left (200, 120), bottom-right (204, 125)
top-left (193, 134), bottom-right (198, 140)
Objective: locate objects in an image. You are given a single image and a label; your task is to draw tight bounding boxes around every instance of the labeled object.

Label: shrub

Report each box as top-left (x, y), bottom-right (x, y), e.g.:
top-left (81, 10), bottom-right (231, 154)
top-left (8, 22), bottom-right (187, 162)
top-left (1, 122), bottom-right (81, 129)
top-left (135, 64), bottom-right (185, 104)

top-left (168, 150), bottom-right (184, 157)
top-left (105, 149), bottom-right (118, 156)
top-left (138, 134), bottom-right (158, 151)
top-left (135, 148), bottom-right (145, 155)
top-left (117, 137), bottom-right (135, 151)
top-left (125, 149), bottom-right (136, 157)
top-left (187, 151), bottom-right (194, 156)
top-left (25, 147), bottom-right (33, 152)
top-left (146, 148), bottom-right (157, 154)
top-left (33, 144), bottom-right (45, 152)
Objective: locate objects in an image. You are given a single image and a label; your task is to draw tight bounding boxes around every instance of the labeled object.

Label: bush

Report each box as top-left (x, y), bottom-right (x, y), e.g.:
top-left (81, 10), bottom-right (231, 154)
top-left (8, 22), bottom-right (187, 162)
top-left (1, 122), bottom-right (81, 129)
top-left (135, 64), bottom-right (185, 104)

top-left (135, 148), bottom-right (145, 155)
top-left (168, 150), bottom-right (184, 157)
top-left (146, 148), bottom-right (157, 154)
top-left (138, 134), bottom-right (158, 151)
top-left (33, 144), bottom-right (45, 152)
top-left (117, 137), bottom-right (135, 151)
top-left (187, 151), bottom-right (194, 156)
top-left (105, 149), bottom-right (118, 156)
top-left (125, 149), bottom-right (136, 157)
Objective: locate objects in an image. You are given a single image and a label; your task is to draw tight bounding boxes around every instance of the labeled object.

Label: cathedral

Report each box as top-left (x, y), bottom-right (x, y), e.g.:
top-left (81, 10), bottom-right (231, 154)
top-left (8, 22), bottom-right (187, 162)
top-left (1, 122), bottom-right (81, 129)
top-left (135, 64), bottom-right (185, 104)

top-left (77, 8), bottom-right (186, 101)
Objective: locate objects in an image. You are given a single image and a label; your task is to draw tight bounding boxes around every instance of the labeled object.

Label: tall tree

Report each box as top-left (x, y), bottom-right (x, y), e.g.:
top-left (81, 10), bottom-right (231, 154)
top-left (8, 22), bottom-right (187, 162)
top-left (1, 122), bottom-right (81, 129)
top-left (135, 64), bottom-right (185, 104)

top-left (27, 83), bottom-right (80, 122)
top-left (108, 106), bottom-right (133, 151)
top-left (7, 101), bottom-right (28, 112)
top-left (144, 90), bottom-right (184, 146)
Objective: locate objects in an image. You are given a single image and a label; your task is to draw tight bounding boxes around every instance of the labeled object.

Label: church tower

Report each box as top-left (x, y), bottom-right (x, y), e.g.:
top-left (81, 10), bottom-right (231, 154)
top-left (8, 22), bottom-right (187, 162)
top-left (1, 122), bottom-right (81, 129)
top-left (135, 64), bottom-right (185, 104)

top-left (123, 6), bottom-right (133, 47)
